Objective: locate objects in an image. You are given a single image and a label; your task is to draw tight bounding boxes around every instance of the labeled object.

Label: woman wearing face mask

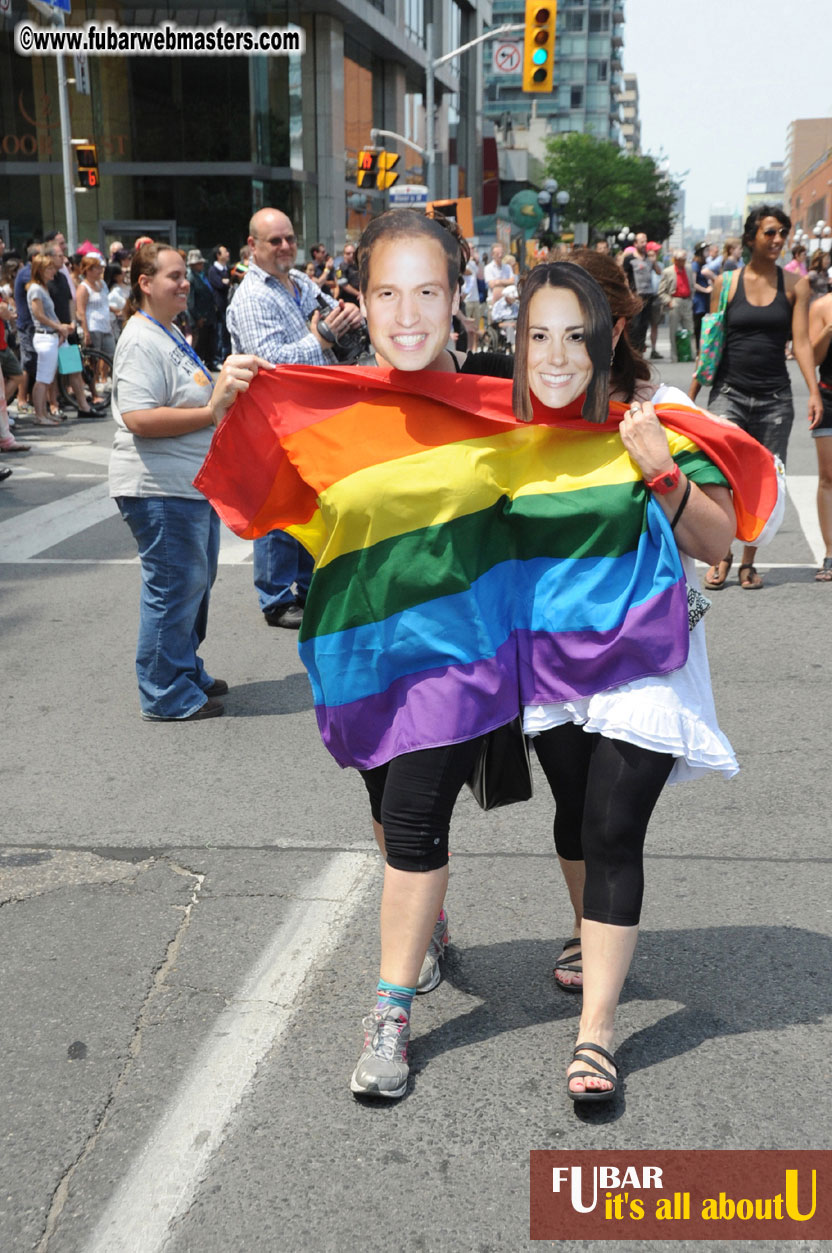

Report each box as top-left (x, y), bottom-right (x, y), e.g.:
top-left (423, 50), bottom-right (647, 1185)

top-left (197, 237), bottom-right (780, 1107)
top-left (513, 263), bottom-right (743, 1100)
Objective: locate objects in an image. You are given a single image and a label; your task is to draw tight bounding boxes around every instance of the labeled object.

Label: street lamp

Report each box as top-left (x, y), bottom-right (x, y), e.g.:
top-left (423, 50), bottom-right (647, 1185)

top-left (537, 180), bottom-right (570, 237)
top-left (618, 227), bottom-right (634, 250)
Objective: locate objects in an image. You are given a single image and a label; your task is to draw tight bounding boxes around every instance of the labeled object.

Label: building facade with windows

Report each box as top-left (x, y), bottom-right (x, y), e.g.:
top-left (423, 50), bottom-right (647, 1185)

top-left (743, 161), bottom-right (784, 220)
top-left (0, 0), bottom-right (490, 257)
top-left (483, 0), bottom-right (624, 163)
top-left (617, 71), bottom-right (639, 154)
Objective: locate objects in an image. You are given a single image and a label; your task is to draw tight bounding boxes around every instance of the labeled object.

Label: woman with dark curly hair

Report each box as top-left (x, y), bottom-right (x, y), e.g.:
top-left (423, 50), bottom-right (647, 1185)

top-left (702, 205), bottom-right (821, 590)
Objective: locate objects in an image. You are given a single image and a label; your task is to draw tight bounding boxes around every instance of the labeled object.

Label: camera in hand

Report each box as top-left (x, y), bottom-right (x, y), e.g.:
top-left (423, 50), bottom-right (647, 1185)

top-left (314, 294), bottom-right (371, 365)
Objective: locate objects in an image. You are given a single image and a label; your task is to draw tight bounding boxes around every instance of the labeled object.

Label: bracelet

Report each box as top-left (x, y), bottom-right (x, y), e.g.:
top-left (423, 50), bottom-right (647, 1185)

top-left (670, 479), bottom-right (691, 530)
top-left (643, 462), bottom-right (680, 495)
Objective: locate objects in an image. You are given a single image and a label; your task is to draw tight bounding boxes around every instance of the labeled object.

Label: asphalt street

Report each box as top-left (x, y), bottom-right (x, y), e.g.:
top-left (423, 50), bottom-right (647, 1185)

top-left (1, 340), bottom-right (830, 1253)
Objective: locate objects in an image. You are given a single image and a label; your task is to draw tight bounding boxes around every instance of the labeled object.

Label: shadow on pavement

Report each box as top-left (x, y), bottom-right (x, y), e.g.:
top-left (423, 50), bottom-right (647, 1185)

top-left (224, 672), bottom-right (314, 716)
top-left (410, 926), bottom-right (832, 1113)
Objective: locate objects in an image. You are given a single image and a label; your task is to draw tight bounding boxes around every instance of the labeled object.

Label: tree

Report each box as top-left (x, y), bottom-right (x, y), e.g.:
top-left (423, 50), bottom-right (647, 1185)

top-left (544, 133), bottom-right (679, 242)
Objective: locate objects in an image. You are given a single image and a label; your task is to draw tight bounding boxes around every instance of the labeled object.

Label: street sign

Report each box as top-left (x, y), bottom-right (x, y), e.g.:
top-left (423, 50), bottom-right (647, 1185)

top-left (389, 184), bottom-right (429, 206)
top-left (493, 41), bottom-right (521, 74)
top-left (73, 52), bottom-right (90, 94)
top-left (28, 0), bottom-right (71, 14)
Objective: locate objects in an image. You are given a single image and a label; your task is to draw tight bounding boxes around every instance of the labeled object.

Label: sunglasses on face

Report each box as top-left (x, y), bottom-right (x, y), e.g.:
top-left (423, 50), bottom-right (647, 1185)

top-left (762, 228), bottom-right (788, 239)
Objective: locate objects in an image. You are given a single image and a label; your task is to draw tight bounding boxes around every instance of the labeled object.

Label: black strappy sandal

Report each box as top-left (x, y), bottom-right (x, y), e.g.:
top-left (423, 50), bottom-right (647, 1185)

top-left (553, 937), bottom-right (583, 993)
top-left (567, 1042), bottom-right (618, 1103)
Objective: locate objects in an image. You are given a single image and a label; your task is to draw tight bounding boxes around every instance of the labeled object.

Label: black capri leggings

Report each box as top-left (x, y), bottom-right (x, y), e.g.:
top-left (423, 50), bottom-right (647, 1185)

top-left (532, 721), bottom-right (673, 927)
top-left (360, 736), bottom-right (486, 873)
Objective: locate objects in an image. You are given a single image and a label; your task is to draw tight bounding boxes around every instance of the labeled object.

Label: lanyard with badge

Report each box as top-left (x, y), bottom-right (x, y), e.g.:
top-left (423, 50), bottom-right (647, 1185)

top-left (137, 309), bottom-right (214, 391)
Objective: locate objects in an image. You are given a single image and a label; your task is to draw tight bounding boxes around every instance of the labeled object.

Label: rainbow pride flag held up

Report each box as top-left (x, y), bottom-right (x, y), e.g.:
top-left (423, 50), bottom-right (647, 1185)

top-left (195, 365), bottom-right (783, 770)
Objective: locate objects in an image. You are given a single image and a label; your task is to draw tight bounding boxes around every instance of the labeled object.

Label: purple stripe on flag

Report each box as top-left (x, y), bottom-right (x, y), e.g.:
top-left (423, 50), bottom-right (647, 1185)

top-left (317, 582), bottom-right (689, 770)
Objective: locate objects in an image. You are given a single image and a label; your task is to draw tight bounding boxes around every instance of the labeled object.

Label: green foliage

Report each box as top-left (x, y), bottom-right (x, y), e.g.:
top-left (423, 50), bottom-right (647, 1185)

top-left (544, 133), bottom-right (679, 242)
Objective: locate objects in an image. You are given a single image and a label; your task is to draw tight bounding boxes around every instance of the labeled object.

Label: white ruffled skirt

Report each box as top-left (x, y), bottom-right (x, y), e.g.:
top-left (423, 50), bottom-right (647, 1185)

top-left (522, 566), bottom-right (737, 785)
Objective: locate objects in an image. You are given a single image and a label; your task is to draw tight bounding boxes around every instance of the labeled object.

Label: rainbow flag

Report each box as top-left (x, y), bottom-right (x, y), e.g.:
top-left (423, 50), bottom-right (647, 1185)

top-left (196, 366), bottom-right (782, 770)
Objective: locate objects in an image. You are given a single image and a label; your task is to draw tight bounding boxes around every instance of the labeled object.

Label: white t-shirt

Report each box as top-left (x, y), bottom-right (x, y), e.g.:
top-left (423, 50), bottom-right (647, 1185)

top-left (108, 313), bottom-right (214, 499)
top-left (484, 259), bottom-right (512, 301)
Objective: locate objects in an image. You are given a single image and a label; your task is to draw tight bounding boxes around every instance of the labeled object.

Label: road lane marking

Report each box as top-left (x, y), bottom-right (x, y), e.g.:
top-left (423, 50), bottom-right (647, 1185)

top-left (0, 482), bottom-right (252, 563)
top-left (84, 850), bottom-right (374, 1253)
top-left (0, 482), bottom-right (116, 560)
top-left (785, 474), bottom-right (824, 566)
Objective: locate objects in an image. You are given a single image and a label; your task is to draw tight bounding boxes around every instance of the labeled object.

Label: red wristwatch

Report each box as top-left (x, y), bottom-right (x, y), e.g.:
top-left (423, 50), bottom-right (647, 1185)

top-left (643, 463), bottom-right (681, 495)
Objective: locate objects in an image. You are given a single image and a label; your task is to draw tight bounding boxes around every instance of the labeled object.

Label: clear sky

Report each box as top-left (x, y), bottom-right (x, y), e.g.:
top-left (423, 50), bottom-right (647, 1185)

top-left (623, 0), bottom-right (832, 231)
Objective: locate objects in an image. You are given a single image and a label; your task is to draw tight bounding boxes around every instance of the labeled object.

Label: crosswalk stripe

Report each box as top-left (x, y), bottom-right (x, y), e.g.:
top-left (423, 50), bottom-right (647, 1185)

top-left (1, 467), bottom-right (821, 569)
top-left (0, 482), bottom-right (116, 561)
top-left (785, 475), bottom-right (824, 566)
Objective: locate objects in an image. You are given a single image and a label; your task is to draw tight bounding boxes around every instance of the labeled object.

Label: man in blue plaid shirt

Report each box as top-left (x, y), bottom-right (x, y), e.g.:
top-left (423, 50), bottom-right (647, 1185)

top-left (227, 208), bottom-right (364, 629)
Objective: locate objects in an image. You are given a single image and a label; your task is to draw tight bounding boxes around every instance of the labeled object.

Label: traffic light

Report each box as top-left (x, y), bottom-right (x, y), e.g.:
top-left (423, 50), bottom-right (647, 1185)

top-left (376, 151), bottom-right (400, 190)
top-left (357, 149), bottom-right (379, 188)
top-left (522, 0), bottom-right (557, 93)
top-left (74, 143), bottom-right (99, 189)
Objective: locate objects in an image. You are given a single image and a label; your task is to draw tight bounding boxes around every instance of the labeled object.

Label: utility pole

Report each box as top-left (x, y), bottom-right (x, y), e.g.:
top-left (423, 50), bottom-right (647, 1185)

top-left (424, 21), bottom-right (523, 201)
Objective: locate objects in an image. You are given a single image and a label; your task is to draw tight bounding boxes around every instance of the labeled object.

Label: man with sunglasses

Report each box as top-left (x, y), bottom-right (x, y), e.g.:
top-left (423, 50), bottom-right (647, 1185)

top-left (227, 208), bottom-right (363, 628)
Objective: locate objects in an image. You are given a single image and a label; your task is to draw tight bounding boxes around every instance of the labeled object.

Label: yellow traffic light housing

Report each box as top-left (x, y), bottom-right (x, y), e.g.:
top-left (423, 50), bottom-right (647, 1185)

top-left (376, 151), bottom-right (400, 190)
top-left (523, 0), bottom-right (557, 93)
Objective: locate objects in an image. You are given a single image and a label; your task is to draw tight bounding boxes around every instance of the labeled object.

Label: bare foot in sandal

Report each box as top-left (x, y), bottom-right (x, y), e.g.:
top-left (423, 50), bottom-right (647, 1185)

top-left (554, 937), bottom-right (583, 991)
top-left (704, 554), bottom-right (733, 589)
top-left (738, 563), bottom-right (763, 589)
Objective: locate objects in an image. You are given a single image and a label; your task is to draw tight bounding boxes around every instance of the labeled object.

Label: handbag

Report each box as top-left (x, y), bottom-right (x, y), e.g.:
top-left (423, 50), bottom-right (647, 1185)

top-left (467, 716), bottom-right (534, 811)
top-left (57, 343), bottom-right (83, 374)
top-left (694, 270), bottom-right (733, 384)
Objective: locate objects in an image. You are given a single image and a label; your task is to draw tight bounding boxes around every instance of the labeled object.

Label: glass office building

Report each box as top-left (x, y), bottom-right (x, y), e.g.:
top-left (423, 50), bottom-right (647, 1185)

top-left (0, 0), bottom-right (489, 256)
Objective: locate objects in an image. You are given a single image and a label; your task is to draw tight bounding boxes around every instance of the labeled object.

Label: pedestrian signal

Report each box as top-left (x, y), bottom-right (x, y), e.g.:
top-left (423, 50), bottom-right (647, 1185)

top-left (523, 0), bottom-right (557, 93)
top-left (376, 151), bottom-right (400, 190)
top-left (74, 143), bottom-right (99, 189)
top-left (357, 149), bottom-right (379, 188)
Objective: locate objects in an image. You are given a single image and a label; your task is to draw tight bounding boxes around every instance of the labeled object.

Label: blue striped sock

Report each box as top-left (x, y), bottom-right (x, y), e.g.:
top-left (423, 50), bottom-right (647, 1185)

top-left (376, 978), bottom-right (416, 1018)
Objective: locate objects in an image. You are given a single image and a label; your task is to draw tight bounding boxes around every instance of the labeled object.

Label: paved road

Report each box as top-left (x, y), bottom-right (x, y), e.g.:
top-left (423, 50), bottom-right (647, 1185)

top-left (1, 348), bottom-right (830, 1253)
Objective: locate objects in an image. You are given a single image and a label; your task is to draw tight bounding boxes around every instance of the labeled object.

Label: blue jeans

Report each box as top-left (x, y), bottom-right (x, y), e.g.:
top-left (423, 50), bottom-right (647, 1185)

top-left (253, 530), bottom-right (313, 614)
top-left (116, 496), bottom-right (220, 719)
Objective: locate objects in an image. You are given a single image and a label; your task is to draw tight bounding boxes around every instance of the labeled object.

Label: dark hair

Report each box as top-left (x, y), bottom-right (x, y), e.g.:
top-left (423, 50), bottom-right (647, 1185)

top-left (125, 242), bottom-right (182, 317)
top-left (568, 249), bottom-right (650, 403)
top-left (210, 245), bottom-right (226, 264)
top-left (742, 204), bottom-right (791, 250)
top-left (513, 262), bottom-right (612, 424)
top-left (43, 229), bottom-right (62, 243)
top-left (791, 244), bottom-right (806, 259)
top-left (357, 208), bottom-right (470, 295)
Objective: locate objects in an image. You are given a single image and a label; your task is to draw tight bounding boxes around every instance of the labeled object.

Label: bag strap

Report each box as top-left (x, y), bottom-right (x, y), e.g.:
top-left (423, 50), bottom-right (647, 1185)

top-left (717, 269), bottom-right (735, 315)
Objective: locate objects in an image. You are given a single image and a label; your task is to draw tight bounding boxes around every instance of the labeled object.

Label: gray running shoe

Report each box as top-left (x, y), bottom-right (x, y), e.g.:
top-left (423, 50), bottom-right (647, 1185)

top-left (350, 1004), bottom-right (410, 1099)
top-left (416, 910), bottom-right (449, 994)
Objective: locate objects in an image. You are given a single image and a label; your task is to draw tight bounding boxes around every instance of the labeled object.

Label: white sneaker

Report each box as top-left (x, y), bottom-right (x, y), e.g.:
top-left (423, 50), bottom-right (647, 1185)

top-left (350, 1005), bottom-right (410, 1099)
top-left (416, 910), bottom-right (449, 994)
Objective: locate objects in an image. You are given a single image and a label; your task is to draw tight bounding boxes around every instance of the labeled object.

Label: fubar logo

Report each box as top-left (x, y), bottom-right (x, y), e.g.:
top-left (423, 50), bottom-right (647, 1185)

top-left (530, 1151), bottom-right (831, 1241)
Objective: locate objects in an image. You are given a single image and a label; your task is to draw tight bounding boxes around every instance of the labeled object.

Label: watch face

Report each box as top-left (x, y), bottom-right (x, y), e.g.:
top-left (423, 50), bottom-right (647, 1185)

top-left (663, 474), bottom-right (674, 487)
